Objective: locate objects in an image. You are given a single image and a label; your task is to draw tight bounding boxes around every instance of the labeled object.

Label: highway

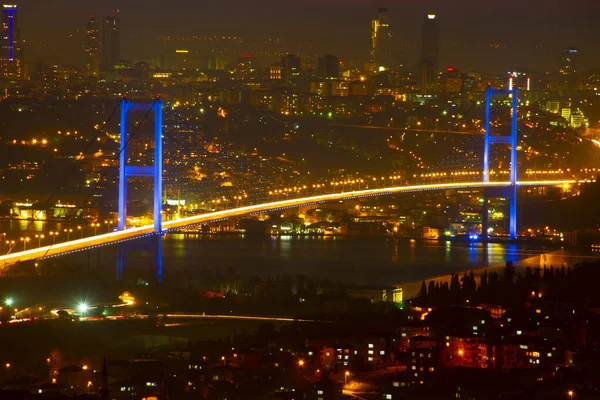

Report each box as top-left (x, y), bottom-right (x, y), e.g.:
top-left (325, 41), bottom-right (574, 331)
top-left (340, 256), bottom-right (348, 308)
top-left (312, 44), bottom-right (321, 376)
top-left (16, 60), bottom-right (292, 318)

top-left (329, 124), bottom-right (480, 135)
top-left (0, 180), bottom-right (576, 266)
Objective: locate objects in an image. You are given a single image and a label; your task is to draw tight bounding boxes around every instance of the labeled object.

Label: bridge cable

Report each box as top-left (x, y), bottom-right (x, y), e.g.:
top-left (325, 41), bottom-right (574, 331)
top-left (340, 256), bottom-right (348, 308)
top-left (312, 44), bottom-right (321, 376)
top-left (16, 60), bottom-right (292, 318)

top-left (37, 98), bottom-right (160, 261)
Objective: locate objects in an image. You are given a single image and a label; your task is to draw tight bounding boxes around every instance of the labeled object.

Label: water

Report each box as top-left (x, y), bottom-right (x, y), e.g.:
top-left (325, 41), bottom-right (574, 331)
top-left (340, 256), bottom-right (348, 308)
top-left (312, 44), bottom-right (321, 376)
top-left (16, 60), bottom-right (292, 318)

top-left (3, 221), bottom-right (600, 297)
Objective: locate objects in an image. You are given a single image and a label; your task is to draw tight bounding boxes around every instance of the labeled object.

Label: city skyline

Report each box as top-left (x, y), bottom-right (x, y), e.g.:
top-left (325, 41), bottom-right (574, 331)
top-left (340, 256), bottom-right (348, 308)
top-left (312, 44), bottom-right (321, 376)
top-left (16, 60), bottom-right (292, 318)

top-left (13, 0), bottom-right (600, 73)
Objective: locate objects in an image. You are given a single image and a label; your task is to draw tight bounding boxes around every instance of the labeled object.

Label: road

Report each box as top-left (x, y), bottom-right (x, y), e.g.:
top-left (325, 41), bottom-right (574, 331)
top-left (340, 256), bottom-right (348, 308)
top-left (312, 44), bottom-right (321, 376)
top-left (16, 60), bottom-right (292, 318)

top-left (0, 180), bottom-right (575, 266)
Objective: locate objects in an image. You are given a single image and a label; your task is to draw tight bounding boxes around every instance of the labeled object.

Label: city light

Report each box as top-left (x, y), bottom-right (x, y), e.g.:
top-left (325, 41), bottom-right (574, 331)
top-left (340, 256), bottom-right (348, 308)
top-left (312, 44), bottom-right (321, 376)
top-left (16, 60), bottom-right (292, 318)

top-left (78, 302), bottom-right (89, 314)
top-left (5, 298), bottom-right (13, 306)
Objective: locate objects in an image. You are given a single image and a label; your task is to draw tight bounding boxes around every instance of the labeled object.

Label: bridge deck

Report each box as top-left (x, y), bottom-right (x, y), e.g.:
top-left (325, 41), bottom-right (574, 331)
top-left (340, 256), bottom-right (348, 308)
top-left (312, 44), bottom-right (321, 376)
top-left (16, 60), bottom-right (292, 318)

top-left (0, 181), bottom-right (575, 266)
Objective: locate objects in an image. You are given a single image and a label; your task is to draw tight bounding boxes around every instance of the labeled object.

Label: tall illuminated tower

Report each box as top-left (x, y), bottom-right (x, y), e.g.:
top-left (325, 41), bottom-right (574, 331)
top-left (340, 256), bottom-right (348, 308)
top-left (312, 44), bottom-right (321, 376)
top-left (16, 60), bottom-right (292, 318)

top-left (419, 14), bottom-right (440, 95)
top-left (559, 47), bottom-right (578, 89)
top-left (85, 15), bottom-right (99, 77)
top-left (370, 8), bottom-right (392, 71)
top-left (1, 4), bottom-right (22, 80)
top-left (102, 13), bottom-right (120, 71)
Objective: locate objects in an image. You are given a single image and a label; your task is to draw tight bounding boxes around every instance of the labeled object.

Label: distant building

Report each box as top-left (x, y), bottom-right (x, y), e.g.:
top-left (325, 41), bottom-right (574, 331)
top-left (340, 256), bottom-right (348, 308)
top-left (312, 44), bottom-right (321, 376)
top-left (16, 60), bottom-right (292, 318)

top-left (419, 14), bottom-right (440, 95)
top-left (559, 47), bottom-right (578, 88)
top-left (408, 336), bottom-right (437, 384)
top-left (441, 67), bottom-right (462, 93)
top-left (281, 54), bottom-right (301, 88)
top-left (269, 63), bottom-right (281, 81)
top-left (102, 14), bottom-right (120, 71)
top-left (318, 54), bottom-right (340, 80)
top-left (370, 8), bottom-right (393, 71)
top-left (85, 15), bottom-right (99, 77)
top-left (0, 4), bottom-right (22, 80)
top-left (507, 71), bottom-right (531, 91)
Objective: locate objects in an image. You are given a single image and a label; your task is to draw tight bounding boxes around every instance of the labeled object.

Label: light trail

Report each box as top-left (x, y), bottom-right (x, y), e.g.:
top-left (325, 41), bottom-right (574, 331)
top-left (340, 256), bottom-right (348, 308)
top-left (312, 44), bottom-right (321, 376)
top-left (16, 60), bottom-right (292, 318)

top-left (0, 180), bottom-right (576, 265)
top-left (329, 124), bottom-right (479, 135)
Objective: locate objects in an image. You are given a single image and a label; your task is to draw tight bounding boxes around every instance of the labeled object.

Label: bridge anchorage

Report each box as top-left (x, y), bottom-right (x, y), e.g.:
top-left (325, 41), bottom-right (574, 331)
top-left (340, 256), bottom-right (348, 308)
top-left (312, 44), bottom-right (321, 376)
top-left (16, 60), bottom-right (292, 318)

top-left (481, 86), bottom-right (519, 240)
top-left (116, 98), bottom-right (164, 282)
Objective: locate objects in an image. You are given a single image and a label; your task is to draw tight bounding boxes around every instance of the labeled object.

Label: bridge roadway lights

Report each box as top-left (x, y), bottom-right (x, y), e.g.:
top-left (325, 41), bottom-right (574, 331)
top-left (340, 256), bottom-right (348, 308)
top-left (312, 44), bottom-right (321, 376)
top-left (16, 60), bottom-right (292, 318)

top-left (117, 98), bottom-right (163, 282)
top-left (482, 86), bottom-right (519, 239)
top-left (0, 181), bottom-right (577, 266)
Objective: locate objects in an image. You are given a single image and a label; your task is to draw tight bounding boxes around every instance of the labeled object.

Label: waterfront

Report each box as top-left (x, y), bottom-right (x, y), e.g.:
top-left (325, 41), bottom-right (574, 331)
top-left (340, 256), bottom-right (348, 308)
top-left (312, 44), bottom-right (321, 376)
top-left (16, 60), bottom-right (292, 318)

top-left (3, 224), bottom-right (600, 299)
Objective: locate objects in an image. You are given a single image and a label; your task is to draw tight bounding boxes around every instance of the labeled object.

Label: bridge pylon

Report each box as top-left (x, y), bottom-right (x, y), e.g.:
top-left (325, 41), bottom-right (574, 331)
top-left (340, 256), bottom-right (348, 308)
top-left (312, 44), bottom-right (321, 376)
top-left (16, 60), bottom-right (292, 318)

top-left (482, 86), bottom-right (518, 239)
top-left (116, 98), bottom-right (164, 282)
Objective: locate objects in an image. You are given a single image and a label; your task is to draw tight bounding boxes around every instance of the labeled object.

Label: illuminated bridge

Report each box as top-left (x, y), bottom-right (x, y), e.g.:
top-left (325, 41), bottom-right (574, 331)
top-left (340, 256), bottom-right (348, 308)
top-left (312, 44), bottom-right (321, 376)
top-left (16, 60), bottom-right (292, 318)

top-left (0, 180), bottom-right (575, 266)
top-left (0, 88), bottom-right (582, 275)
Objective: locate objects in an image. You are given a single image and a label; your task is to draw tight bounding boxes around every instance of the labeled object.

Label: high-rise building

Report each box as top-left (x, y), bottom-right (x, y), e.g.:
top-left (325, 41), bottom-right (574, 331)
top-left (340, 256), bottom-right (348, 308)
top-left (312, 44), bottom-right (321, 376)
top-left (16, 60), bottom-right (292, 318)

top-left (370, 8), bottom-right (392, 71)
top-left (419, 14), bottom-right (440, 95)
top-left (1, 4), bottom-right (22, 80)
top-left (559, 47), bottom-right (578, 89)
top-left (281, 54), bottom-right (301, 87)
top-left (102, 13), bottom-right (120, 72)
top-left (318, 54), bottom-right (340, 80)
top-left (85, 15), bottom-right (99, 77)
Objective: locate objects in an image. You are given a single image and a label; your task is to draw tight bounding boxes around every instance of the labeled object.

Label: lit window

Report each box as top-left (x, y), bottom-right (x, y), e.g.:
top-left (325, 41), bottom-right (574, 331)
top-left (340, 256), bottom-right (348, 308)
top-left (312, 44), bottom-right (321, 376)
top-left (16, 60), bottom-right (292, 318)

top-left (386, 395), bottom-right (392, 400)
top-left (380, 351), bottom-right (385, 355)
top-left (368, 357), bottom-right (373, 362)
top-left (368, 350), bottom-right (374, 355)
top-left (401, 333), bottom-right (407, 337)
top-left (547, 353), bottom-right (552, 357)
top-left (412, 366), bottom-right (416, 370)
top-left (368, 343), bottom-right (374, 349)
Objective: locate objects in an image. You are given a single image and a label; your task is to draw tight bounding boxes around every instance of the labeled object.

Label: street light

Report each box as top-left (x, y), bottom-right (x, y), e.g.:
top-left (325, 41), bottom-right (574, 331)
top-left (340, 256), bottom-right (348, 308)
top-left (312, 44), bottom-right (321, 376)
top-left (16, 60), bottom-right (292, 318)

top-left (297, 359), bottom-right (305, 367)
top-left (91, 223), bottom-right (100, 236)
top-left (6, 240), bottom-right (15, 254)
top-left (77, 302), bottom-right (89, 314)
top-left (104, 220), bottom-right (111, 233)
top-left (5, 298), bottom-right (13, 306)
top-left (568, 390), bottom-right (574, 399)
top-left (48, 231), bottom-right (58, 244)
top-left (77, 226), bottom-right (83, 238)
top-left (64, 228), bottom-right (73, 241)
top-left (344, 371), bottom-right (350, 384)
top-left (34, 234), bottom-right (45, 247)
top-left (19, 237), bottom-right (30, 251)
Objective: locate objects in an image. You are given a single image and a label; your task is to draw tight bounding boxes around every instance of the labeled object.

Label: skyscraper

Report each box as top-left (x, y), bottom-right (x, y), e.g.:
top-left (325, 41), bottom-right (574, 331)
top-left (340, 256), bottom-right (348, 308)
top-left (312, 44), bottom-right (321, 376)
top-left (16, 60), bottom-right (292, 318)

top-left (281, 54), bottom-right (301, 87)
top-left (370, 8), bottom-right (392, 71)
top-left (318, 54), bottom-right (340, 80)
top-left (0, 4), bottom-right (22, 80)
top-left (559, 47), bottom-right (578, 89)
top-left (102, 13), bottom-right (120, 72)
top-left (419, 14), bottom-right (440, 95)
top-left (85, 15), bottom-right (99, 77)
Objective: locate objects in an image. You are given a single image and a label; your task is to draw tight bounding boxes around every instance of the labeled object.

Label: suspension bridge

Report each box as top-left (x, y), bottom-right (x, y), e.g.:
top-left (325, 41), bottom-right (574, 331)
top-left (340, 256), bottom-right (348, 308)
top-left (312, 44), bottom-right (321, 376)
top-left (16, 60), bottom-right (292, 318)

top-left (0, 88), bottom-right (579, 275)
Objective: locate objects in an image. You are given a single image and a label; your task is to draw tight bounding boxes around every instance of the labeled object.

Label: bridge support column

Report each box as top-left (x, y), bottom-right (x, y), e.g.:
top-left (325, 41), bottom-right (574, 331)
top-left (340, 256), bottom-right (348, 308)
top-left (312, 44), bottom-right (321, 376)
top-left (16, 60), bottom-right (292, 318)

top-left (116, 98), bottom-right (164, 281)
top-left (482, 86), bottom-right (519, 239)
top-left (116, 243), bottom-right (125, 282)
top-left (153, 234), bottom-right (163, 284)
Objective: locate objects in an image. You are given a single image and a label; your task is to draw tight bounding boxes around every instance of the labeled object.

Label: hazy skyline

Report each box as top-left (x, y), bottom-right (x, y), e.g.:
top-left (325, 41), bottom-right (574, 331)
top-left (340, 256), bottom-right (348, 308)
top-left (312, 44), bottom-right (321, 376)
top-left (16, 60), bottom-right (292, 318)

top-left (16, 0), bottom-right (600, 73)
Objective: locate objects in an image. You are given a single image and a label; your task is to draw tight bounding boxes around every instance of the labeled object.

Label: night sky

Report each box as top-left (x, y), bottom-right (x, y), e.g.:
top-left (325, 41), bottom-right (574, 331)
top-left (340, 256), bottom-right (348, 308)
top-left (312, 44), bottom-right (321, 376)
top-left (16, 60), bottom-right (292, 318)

top-left (17, 0), bottom-right (600, 73)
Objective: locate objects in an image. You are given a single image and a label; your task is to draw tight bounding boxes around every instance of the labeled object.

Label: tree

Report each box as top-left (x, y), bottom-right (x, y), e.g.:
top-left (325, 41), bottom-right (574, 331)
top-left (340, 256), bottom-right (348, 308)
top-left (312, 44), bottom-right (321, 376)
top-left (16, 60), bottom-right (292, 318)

top-left (418, 281), bottom-right (428, 300)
